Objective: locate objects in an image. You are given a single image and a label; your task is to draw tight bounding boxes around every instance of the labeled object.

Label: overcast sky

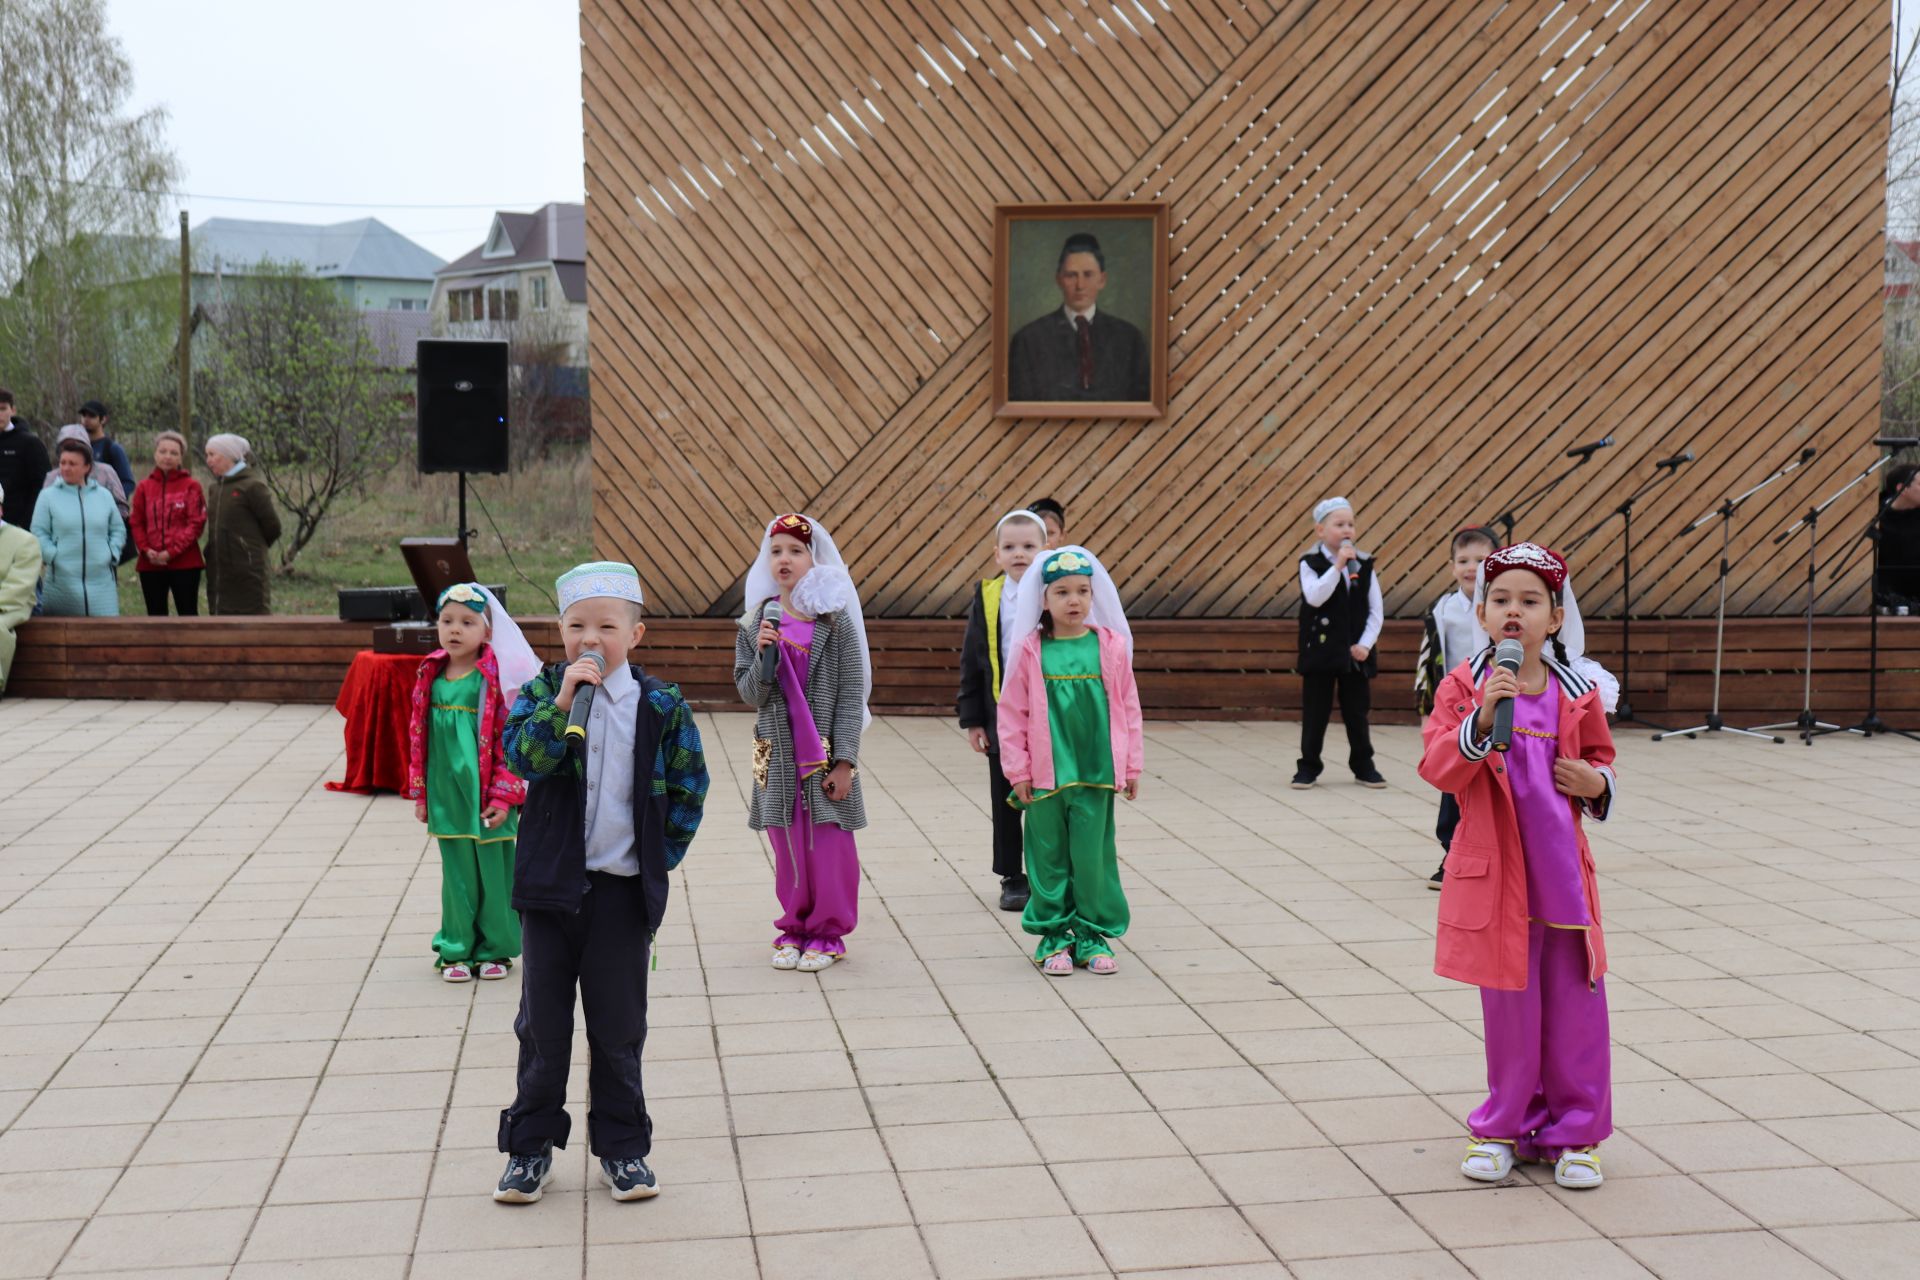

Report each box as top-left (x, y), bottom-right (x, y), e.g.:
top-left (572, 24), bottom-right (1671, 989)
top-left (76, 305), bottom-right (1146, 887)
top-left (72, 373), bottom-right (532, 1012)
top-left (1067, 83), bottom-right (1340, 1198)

top-left (107, 0), bottom-right (586, 264)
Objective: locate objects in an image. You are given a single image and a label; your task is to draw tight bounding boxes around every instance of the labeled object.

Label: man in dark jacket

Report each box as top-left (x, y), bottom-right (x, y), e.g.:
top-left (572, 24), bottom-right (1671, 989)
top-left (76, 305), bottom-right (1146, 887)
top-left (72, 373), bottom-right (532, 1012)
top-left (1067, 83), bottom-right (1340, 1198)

top-left (78, 401), bottom-right (135, 495)
top-left (0, 389), bottom-right (51, 535)
top-left (1007, 232), bottom-right (1152, 403)
top-left (1878, 463), bottom-right (1920, 608)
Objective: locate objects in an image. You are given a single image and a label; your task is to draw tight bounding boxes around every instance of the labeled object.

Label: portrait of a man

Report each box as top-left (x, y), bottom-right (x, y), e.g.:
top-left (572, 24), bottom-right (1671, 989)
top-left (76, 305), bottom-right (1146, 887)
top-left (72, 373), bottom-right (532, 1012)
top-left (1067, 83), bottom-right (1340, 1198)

top-left (993, 203), bottom-right (1168, 420)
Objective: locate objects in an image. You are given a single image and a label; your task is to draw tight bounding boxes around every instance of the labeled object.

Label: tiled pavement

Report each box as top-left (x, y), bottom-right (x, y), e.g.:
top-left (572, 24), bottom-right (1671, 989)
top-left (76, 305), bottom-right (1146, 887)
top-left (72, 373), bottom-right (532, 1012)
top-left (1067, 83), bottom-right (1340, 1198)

top-left (3, 696), bottom-right (1920, 1279)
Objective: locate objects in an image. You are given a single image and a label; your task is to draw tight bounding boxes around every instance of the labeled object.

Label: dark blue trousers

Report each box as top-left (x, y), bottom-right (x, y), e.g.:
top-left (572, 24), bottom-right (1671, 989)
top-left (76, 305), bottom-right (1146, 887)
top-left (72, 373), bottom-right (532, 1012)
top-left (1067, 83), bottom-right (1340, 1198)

top-left (498, 871), bottom-right (652, 1158)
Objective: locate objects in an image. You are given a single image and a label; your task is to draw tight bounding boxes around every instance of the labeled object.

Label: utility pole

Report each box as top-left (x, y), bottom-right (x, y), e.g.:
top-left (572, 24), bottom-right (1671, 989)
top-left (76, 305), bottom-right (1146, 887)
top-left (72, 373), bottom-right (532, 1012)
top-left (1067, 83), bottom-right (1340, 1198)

top-left (178, 211), bottom-right (191, 438)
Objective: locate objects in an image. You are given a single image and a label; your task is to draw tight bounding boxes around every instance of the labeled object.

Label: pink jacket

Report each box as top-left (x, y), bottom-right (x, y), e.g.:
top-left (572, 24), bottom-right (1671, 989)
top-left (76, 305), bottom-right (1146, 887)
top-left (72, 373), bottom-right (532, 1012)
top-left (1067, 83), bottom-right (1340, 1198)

top-left (997, 625), bottom-right (1144, 792)
top-left (1418, 655), bottom-right (1617, 992)
top-left (405, 645), bottom-right (528, 811)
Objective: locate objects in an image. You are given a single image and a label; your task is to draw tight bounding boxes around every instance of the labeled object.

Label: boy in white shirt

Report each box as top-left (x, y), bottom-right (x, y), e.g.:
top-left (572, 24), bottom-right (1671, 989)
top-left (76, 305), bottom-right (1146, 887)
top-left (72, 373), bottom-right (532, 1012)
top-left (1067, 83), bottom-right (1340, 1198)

top-left (1293, 497), bottom-right (1386, 789)
top-left (1415, 525), bottom-right (1498, 885)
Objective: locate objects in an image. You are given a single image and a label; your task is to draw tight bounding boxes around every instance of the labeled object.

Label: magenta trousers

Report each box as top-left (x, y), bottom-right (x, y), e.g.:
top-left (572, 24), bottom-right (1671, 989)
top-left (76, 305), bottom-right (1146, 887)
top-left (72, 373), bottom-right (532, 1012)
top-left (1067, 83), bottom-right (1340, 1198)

top-left (1471, 921), bottom-right (1612, 1160)
top-left (770, 789), bottom-right (859, 955)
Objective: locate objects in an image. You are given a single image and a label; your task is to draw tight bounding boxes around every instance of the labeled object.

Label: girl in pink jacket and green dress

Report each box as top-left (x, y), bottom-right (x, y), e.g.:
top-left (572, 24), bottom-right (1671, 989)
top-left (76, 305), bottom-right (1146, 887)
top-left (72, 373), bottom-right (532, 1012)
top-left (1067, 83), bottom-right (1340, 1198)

top-left (997, 546), bottom-right (1144, 976)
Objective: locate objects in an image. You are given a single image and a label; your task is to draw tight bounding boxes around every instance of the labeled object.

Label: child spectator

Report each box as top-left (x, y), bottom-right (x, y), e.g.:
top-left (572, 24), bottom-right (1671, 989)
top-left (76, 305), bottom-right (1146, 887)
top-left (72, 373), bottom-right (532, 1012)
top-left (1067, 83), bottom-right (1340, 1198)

top-left (494, 562), bottom-right (708, 1204)
top-left (957, 508), bottom-right (1048, 911)
top-left (407, 583), bottom-right (537, 982)
top-left (1416, 525), bottom-right (1498, 885)
top-left (735, 513), bottom-right (871, 972)
top-left (1029, 496), bottom-right (1067, 547)
top-left (1419, 542), bottom-right (1617, 1191)
top-left (1293, 497), bottom-right (1385, 789)
top-left (998, 546), bottom-right (1143, 976)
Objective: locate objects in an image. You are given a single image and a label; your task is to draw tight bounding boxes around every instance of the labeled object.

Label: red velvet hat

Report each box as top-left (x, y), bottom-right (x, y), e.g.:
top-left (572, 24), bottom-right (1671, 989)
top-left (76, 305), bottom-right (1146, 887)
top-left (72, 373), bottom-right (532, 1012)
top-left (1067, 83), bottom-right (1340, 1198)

top-left (769, 512), bottom-right (813, 545)
top-left (1481, 541), bottom-right (1568, 594)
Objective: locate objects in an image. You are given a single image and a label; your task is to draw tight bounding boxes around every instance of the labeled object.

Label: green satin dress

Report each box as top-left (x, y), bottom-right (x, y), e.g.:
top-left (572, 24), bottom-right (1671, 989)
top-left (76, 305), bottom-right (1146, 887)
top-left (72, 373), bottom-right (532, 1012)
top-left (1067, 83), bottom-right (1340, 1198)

top-left (427, 668), bottom-right (520, 967)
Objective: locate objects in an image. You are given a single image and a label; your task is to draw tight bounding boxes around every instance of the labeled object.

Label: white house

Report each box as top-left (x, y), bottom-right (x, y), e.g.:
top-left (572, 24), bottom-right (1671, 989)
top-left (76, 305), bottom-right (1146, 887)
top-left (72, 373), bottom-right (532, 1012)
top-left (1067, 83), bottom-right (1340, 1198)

top-left (430, 203), bottom-right (587, 366)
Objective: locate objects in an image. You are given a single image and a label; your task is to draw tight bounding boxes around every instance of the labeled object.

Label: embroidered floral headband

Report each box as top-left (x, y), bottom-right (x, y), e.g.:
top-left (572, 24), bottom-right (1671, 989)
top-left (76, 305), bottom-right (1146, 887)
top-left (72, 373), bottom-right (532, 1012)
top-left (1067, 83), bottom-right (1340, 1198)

top-left (436, 581), bottom-right (488, 615)
top-left (1041, 549), bottom-right (1093, 583)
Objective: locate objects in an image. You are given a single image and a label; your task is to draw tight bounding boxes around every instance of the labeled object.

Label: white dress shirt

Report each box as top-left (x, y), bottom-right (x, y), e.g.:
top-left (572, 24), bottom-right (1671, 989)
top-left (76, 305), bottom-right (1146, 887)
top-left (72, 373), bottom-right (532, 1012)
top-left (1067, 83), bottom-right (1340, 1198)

top-left (1299, 543), bottom-right (1383, 650)
top-left (581, 660), bottom-right (639, 876)
top-left (1063, 303), bottom-right (1097, 326)
top-left (997, 570), bottom-right (1025, 681)
top-left (1433, 588), bottom-right (1481, 670)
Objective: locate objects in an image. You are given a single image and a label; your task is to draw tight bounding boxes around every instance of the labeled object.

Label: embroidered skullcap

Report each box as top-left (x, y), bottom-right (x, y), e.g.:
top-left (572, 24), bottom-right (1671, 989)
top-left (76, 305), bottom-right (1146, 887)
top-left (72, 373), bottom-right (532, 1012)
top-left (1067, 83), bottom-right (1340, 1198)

top-left (1481, 541), bottom-right (1568, 595)
top-left (769, 512), bottom-right (813, 545)
top-left (205, 433), bottom-right (250, 462)
top-left (1040, 549), bottom-right (1094, 584)
top-left (436, 581), bottom-right (488, 616)
top-left (1312, 496), bottom-right (1352, 523)
top-left (556, 561), bottom-right (645, 613)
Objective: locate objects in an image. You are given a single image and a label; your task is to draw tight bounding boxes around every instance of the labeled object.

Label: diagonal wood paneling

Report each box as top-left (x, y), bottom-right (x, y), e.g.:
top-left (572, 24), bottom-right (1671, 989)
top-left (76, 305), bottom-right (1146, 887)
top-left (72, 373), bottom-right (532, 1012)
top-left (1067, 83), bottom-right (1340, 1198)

top-left (581, 0), bottom-right (1887, 620)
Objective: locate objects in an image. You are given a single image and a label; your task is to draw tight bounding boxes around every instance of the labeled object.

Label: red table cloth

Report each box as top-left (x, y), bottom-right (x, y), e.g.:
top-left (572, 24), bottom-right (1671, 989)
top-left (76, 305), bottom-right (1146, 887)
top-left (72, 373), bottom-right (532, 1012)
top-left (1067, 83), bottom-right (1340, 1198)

top-left (324, 650), bottom-right (422, 795)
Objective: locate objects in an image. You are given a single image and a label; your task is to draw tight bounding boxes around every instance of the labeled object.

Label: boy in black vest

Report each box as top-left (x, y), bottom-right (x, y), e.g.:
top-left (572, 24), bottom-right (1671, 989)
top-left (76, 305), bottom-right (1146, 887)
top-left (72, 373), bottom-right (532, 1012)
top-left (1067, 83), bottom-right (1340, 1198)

top-left (1294, 497), bottom-right (1387, 790)
top-left (957, 509), bottom-right (1048, 911)
top-left (492, 561), bottom-right (709, 1204)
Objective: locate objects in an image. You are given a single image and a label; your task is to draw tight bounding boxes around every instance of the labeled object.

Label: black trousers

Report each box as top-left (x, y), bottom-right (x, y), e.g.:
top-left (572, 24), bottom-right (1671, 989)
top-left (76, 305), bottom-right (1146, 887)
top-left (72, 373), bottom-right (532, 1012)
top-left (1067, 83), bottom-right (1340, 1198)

top-left (499, 872), bottom-right (652, 1158)
top-left (1435, 792), bottom-right (1461, 852)
top-left (139, 567), bottom-right (201, 616)
top-left (986, 750), bottom-right (1024, 880)
top-left (1297, 670), bottom-right (1375, 777)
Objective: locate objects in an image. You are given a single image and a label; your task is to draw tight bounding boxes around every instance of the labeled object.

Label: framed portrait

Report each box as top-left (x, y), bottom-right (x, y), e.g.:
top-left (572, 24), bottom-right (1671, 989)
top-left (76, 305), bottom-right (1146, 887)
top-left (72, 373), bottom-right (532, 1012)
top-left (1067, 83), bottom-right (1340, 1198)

top-left (992, 202), bottom-right (1169, 420)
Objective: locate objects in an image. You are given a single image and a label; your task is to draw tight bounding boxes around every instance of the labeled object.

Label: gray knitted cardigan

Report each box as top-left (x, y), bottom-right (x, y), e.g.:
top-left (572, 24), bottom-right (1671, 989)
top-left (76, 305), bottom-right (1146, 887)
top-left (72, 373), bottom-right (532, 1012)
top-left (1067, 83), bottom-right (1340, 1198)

top-left (733, 601), bottom-right (868, 832)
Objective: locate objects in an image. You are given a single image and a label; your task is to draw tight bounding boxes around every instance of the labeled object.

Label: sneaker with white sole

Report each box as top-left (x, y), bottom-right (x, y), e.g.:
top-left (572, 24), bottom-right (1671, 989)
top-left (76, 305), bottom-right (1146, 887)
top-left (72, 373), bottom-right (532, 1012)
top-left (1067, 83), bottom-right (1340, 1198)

top-left (1461, 1140), bottom-right (1514, 1182)
top-left (601, 1154), bottom-right (659, 1200)
top-left (493, 1141), bottom-right (554, 1202)
top-left (1554, 1148), bottom-right (1602, 1189)
top-left (477, 962), bottom-right (509, 980)
top-left (770, 945), bottom-right (801, 970)
top-left (442, 963), bottom-right (473, 983)
top-left (796, 949), bottom-right (839, 972)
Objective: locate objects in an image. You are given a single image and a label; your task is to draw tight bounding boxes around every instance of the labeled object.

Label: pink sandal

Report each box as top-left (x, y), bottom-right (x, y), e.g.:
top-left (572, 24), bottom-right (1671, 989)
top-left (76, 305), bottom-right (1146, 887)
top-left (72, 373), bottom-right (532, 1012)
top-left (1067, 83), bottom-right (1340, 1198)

top-left (1040, 952), bottom-right (1074, 977)
top-left (1088, 954), bottom-right (1118, 975)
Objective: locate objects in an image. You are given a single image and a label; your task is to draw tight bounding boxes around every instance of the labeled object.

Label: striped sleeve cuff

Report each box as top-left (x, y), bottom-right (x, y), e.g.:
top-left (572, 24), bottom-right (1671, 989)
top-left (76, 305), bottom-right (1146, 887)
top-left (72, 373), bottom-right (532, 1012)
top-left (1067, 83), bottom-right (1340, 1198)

top-left (1457, 712), bottom-right (1494, 761)
top-left (1583, 765), bottom-right (1617, 822)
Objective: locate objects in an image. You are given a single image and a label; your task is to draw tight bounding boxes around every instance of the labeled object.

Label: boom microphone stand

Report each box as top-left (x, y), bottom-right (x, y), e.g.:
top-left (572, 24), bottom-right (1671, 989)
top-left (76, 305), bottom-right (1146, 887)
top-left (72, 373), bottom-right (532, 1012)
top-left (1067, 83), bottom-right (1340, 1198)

top-left (1492, 437), bottom-right (1614, 544)
top-left (1565, 451), bottom-right (1694, 731)
top-left (1817, 444), bottom-right (1920, 743)
top-left (1751, 460), bottom-right (1885, 744)
top-left (1654, 447), bottom-right (1819, 744)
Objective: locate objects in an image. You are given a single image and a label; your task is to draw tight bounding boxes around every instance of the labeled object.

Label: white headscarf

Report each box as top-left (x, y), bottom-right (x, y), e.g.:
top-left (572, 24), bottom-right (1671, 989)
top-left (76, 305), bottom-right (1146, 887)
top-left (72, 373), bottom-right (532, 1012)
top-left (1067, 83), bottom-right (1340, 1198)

top-left (438, 582), bottom-right (541, 707)
top-left (1007, 545), bottom-right (1133, 657)
top-left (205, 433), bottom-right (250, 463)
top-left (1471, 557), bottom-right (1620, 713)
top-left (741, 513), bottom-right (872, 728)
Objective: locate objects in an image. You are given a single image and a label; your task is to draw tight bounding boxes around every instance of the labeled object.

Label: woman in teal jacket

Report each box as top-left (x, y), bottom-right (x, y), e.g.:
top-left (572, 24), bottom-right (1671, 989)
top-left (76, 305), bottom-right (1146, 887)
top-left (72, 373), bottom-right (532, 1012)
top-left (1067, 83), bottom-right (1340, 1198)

top-left (31, 438), bottom-right (126, 617)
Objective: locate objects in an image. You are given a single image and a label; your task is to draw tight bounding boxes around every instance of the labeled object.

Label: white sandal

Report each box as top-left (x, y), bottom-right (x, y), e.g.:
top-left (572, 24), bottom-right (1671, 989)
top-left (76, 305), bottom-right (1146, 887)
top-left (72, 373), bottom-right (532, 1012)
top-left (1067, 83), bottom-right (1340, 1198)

top-left (1461, 1140), bottom-right (1514, 1182)
top-left (1554, 1148), bottom-right (1603, 1189)
top-left (797, 949), bottom-right (839, 972)
top-left (441, 963), bottom-right (473, 983)
top-left (770, 945), bottom-right (801, 971)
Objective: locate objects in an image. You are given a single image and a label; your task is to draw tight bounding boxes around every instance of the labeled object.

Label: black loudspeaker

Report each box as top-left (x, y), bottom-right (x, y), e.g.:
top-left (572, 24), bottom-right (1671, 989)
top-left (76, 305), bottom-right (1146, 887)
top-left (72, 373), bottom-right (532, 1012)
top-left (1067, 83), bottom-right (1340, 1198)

top-left (417, 339), bottom-right (509, 474)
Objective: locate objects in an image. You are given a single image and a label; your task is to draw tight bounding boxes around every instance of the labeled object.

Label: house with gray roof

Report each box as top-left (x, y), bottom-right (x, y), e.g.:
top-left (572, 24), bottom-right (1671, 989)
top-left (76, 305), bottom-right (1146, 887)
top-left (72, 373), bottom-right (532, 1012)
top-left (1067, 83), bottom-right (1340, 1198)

top-left (430, 203), bottom-right (587, 365)
top-left (193, 216), bottom-right (445, 312)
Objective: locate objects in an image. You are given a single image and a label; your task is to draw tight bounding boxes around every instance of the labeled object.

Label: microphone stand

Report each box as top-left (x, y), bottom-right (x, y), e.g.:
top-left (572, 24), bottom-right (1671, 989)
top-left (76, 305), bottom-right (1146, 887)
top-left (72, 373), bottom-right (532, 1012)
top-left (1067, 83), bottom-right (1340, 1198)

top-left (1654, 447), bottom-right (1817, 744)
top-left (1492, 454), bottom-right (1595, 545)
top-left (1565, 459), bottom-right (1686, 731)
top-left (1815, 479), bottom-right (1920, 743)
top-left (1750, 460), bottom-right (1885, 744)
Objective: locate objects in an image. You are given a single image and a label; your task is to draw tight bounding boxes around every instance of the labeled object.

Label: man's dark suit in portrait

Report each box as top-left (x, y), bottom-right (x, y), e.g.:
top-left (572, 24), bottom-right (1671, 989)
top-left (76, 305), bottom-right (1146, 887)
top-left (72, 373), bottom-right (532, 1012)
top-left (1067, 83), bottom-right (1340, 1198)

top-left (1007, 232), bottom-right (1151, 402)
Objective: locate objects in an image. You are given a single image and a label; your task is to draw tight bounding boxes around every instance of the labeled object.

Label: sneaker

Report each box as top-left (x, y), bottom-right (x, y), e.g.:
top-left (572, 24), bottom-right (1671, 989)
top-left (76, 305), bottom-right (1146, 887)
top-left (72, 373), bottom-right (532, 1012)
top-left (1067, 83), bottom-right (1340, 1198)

top-left (1354, 769), bottom-right (1388, 789)
top-left (1289, 771), bottom-right (1316, 790)
top-left (998, 876), bottom-right (1030, 912)
top-left (442, 963), bottom-right (473, 983)
top-left (1428, 865), bottom-right (1445, 890)
top-left (770, 945), bottom-right (801, 971)
top-left (477, 962), bottom-right (509, 980)
top-left (797, 949), bottom-right (839, 972)
top-left (493, 1141), bottom-right (555, 1203)
top-left (601, 1154), bottom-right (659, 1201)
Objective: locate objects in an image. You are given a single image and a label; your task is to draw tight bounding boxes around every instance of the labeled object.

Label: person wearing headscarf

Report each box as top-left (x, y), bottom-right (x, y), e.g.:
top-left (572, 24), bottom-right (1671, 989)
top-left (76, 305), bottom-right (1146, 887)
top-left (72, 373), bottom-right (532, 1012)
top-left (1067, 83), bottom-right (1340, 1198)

top-left (406, 582), bottom-right (537, 982)
top-left (201, 433), bottom-right (282, 615)
top-left (0, 481), bottom-right (45, 694)
top-left (129, 430), bottom-right (207, 616)
top-left (1418, 541), bottom-right (1618, 1193)
top-left (734, 512), bottom-right (871, 973)
top-left (495, 561), bottom-right (709, 1205)
top-left (956, 509), bottom-right (1049, 912)
top-left (997, 546), bottom-right (1144, 977)
top-left (1294, 496), bottom-right (1387, 790)
top-left (31, 437), bottom-right (125, 617)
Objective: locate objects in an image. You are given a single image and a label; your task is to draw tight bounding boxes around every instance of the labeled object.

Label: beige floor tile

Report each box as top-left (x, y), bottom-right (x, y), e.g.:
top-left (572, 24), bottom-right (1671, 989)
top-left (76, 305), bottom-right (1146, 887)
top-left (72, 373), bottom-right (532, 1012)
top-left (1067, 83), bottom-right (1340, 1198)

top-left (583, 1178), bottom-right (749, 1244)
top-left (415, 1244), bottom-right (584, 1280)
top-left (135, 1114), bottom-right (300, 1165)
top-left (266, 1151), bottom-right (435, 1204)
top-left (1763, 1113), bottom-right (1920, 1165)
top-left (900, 1164), bottom-right (1074, 1224)
top-left (880, 1118), bottom-right (1041, 1171)
top-left (1001, 1071), bottom-right (1149, 1118)
top-left (864, 1080), bottom-right (1014, 1126)
top-left (1700, 1167), bottom-right (1912, 1227)
top-left (0, 1124), bottom-right (148, 1171)
top-left (1619, 1229), bottom-right (1838, 1280)
top-left (0, 1219), bottom-right (83, 1280)
top-left (728, 1087), bottom-right (872, 1136)
top-left (0, 1167), bottom-right (119, 1224)
top-left (1845, 1159), bottom-right (1920, 1214)
top-left (14, 1083), bottom-right (176, 1129)
top-left (1161, 1102), bottom-right (1322, 1155)
top-left (414, 1188), bottom-right (584, 1252)
top-left (1026, 1111), bottom-right (1185, 1163)
top-left (1082, 1206), bottom-right (1275, 1270)
top-left (1696, 1071), bottom-right (1881, 1119)
top-left (1453, 1237), bottom-right (1658, 1278)
top-left (585, 1236), bottom-right (760, 1280)
top-left (920, 1215), bottom-right (1104, 1279)
top-left (737, 1126), bottom-right (889, 1178)
top-left (743, 1169), bottom-right (910, 1235)
top-left (289, 1107), bottom-right (444, 1157)
top-left (1557, 1172), bottom-right (1756, 1236)
top-left (1259, 1057), bottom-right (1418, 1101)
top-left (1200, 1146), bottom-right (1378, 1204)
top-left (758, 1225), bottom-right (934, 1277)
top-left (1054, 1154), bottom-right (1226, 1213)
top-left (60, 1206), bottom-right (255, 1272)
top-left (1132, 1065), bottom-right (1285, 1111)
top-left (1296, 1093), bottom-right (1462, 1144)
top-left (1287, 1250), bottom-right (1472, 1279)
top-left (1627, 1120), bottom-right (1823, 1173)
top-left (1399, 1185), bottom-right (1600, 1248)
top-left (98, 1158), bottom-right (280, 1215)
top-left (1778, 1221), bottom-right (1920, 1280)
top-left (1104, 1032), bottom-right (1246, 1072)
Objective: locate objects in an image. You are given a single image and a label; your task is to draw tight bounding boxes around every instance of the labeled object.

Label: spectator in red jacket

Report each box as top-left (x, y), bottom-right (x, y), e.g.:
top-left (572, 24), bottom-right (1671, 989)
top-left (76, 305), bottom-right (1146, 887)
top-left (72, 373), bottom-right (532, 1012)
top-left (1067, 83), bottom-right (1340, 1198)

top-left (129, 430), bottom-right (207, 616)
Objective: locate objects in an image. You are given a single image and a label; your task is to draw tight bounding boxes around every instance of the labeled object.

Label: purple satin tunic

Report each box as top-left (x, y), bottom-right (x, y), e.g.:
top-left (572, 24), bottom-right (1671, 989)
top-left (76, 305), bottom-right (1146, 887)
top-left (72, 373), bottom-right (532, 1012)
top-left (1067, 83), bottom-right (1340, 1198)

top-left (1508, 678), bottom-right (1589, 927)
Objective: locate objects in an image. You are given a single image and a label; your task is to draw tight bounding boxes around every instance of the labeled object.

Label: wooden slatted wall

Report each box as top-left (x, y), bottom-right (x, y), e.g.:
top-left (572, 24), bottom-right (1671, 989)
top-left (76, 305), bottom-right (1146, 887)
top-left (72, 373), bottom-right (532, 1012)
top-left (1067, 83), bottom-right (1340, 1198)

top-left (580, 0), bottom-right (1889, 620)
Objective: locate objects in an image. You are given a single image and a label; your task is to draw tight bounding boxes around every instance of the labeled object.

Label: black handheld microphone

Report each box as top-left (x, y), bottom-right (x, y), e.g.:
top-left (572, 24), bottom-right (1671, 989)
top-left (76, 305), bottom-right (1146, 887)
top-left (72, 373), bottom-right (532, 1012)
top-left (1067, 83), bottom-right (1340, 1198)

top-left (1565, 435), bottom-right (1614, 460)
top-left (1490, 638), bottom-right (1524, 753)
top-left (760, 599), bottom-right (783, 684)
top-left (563, 651), bottom-right (605, 744)
top-left (1656, 450), bottom-right (1694, 471)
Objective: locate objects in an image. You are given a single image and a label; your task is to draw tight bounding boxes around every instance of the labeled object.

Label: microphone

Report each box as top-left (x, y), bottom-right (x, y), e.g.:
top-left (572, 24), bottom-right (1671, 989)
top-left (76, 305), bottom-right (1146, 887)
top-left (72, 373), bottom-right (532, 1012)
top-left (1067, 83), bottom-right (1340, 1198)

top-left (1656, 450), bottom-right (1694, 471)
top-left (563, 651), bottom-right (605, 743)
top-left (760, 599), bottom-right (783, 684)
top-left (1490, 638), bottom-right (1524, 753)
top-left (1564, 436), bottom-right (1614, 460)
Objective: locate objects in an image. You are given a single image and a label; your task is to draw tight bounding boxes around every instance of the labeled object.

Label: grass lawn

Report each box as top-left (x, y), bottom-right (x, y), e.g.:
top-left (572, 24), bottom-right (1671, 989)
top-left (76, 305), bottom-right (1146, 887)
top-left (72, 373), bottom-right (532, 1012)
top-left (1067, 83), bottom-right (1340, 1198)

top-left (114, 449), bottom-right (594, 617)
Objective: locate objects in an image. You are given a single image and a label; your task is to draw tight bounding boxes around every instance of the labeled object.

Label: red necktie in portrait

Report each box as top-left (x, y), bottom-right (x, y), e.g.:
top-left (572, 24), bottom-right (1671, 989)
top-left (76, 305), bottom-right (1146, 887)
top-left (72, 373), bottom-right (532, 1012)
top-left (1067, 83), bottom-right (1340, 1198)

top-left (1075, 314), bottom-right (1093, 391)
